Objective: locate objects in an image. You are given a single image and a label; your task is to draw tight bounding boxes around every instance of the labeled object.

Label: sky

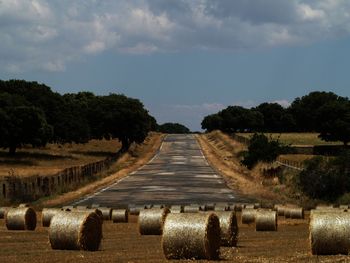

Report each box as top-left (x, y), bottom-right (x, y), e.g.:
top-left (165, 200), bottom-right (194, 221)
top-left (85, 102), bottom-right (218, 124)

top-left (1, 0), bottom-right (350, 131)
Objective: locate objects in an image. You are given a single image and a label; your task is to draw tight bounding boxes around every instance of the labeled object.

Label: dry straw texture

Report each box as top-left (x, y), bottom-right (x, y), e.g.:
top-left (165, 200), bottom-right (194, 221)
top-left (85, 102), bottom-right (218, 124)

top-left (42, 208), bottom-right (62, 227)
top-left (162, 212), bottom-right (221, 260)
top-left (274, 204), bottom-right (286, 216)
top-left (255, 210), bottom-right (277, 231)
top-left (138, 208), bottom-right (170, 235)
top-left (183, 205), bottom-right (200, 213)
top-left (241, 208), bottom-right (256, 224)
top-left (204, 203), bottom-right (215, 211)
top-left (98, 207), bottom-right (112, 220)
top-left (112, 209), bottom-right (128, 223)
top-left (170, 205), bottom-right (183, 213)
top-left (18, 203), bottom-right (30, 208)
top-left (310, 212), bottom-right (350, 255)
top-left (73, 208), bottom-right (104, 222)
top-left (288, 208), bottom-right (304, 219)
top-left (233, 204), bottom-right (243, 212)
top-left (339, 205), bottom-right (349, 210)
top-left (0, 207), bottom-right (11, 219)
top-left (49, 211), bottom-right (102, 251)
top-left (91, 204), bottom-right (100, 208)
top-left (5, 207), bottom-right (37, 230)
top-left (214, 211), bottom-right (238, 246)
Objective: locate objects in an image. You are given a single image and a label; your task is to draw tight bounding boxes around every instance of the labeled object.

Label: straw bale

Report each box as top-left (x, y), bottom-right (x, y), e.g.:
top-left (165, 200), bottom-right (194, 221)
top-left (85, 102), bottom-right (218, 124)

top-left (112, 209), bottom-right (128, 223)
top-left (5, 207), bottom-right (37, 230)
top-left (162, 212), bottom-right (220, 260)
top-left (73, 208), bottom-right (104, 222)
top-left (98, 207), bottom-right (112, 220)
top-left (255, 210), bottom-right (277, 231)
top-left (170, 205), bottom-right (183, 213)
top-left (241, 208), bottom-right (256, 224)
top-left (0, 207), bottom-right (11, 219)
top-left (204, 203), bottom-right (215, 211)
top-left (76, 205), bottom-right (89, 209)
top-left (315, 205), bottom-right (334, 210)
top-left (129, 206), bottom-right (141, 215)
top-left (49, 211), bottom-right (102, 251)
top-left (18, 203), bottom-right (30, 208)
top-left (42, 208), bottom-right (62, 227)
top-left (233, 204), bottom-right (243, 212)
top-left (339, 205), bottom-right (348, 210)
top-left (138, 208), bottom-right (170, 235)
top-left (288, 208), bottom-right (304, 219)
top-left (183, 205), bottom-right (200, 213)
top-left (214, 211), bottom-right (238, 246)
top-left (152, 204), bottom-right (164, 209)
top-left (214, 205), bottom-right (227, 211)
top-left (274, 205), bottom-right (286, 216)
top-left (310, 212), bottom-right (350, 255)
top-left (91, 203), bottom-right (100, 208)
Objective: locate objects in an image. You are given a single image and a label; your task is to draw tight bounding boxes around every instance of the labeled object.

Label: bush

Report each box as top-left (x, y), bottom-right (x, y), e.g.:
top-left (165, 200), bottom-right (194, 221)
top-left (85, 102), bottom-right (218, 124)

top-left (240, 133), bottom-right (289, 169)
top-left (298, 151), bottom-right (350, 201)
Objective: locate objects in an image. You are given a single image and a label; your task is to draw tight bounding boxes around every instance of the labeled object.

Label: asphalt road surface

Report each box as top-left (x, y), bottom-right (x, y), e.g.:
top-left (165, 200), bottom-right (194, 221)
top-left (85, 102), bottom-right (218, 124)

top-left (73, 134), bottom-right (251, 208)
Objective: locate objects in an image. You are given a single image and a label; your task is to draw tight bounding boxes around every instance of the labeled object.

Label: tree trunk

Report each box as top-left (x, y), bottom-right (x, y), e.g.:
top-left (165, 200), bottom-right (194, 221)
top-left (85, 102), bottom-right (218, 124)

top-left (119, 138), bottom-right (131, 153)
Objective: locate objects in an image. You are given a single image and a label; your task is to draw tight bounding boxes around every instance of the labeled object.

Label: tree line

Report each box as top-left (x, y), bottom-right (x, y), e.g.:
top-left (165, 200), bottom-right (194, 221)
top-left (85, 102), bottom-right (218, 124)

top-left (201, 91), bottom-right (350, 145)
top-left (0, 80), bottom-right (157, 154)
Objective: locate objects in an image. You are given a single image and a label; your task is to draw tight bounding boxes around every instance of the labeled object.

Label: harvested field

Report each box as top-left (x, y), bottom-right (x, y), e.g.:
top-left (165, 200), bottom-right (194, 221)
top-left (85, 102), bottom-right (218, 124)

top-left (0, 211), bottom-right (349, 262)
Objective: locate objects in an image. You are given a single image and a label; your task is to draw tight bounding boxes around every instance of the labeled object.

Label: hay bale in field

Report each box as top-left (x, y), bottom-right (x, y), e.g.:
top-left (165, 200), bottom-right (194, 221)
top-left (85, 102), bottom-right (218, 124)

top-left (339, 205), bottom-right (348, 210)
top-left (315, 205), bottom-right (334, 210)
top-left (183, 205), bottom-right (200, 213)
top-left (214, 211), bottom-right (238, 246)
top-left (233, 204), bottom-right (243, 212)
top-left (255, 210), bottom-right (277, 231)
top-left (162, 212), bottom-right (220, 260)
top-left (76, 205), bottom-right (89, 209)
top-left (310, 208), bottom-right (347, 218)
top-left (5, 207), bottom-right (37, 230)
top-left (91, 203), bottom-right (100, 208)
top-left (112, 209), bottom-right (128, 223)
top-left (274, 205), bottom-right (286, 216)
top-left (170, 205), bottom-right (183, 213)
top-left (241, 208), bottom-right (256, 224)
top-left (244, 204), bottom-right (255, 209)
top-left (138, 208), bottom-right (170, 235)
top-left (214, 205), bottom-right (227, 211)
top-left (0, 207), bottom-right (11, 219)
top-left (49, 211), bottom-right (102, 251)
top-left (310, 212), bottom-right (350, 255)
top-left (73, 208), bottom-right (104, 222)
top-left (98, 207), bottom-right (112, 220)
top-left (129, 206), bottom-right (141, 215)
top-left (288, 208), bottom-right (304, 219)
top-left (152, 204), bottom-right (164, 209)
top-left (42, 208), bottom-right (62, 227)
top-left (18, 203), bottom-right (30, 208)
top-left (204, 203), bottom-right (215, 211)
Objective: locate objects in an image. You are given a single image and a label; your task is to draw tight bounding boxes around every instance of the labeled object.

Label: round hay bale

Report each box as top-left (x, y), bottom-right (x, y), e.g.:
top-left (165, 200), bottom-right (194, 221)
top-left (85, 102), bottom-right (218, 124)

top-left (316, 205), bottom-right (334, 210)
top-left (170, 205), bottom-right (183, 213)
top-left (162, 212), bottom-right (220, 260)
top-left (241, 208), bottom-right (256, 224)
top-left (18, 203), bottom-right (30, 208)
top-left (204, 203), bottom-right (215, 211)
top-left (152, 204), bottom-right (164, 209)
top-left (5, 207), bottom-right (37, 230)
top-left (214, 211), bottom-right (238, 246)
top-left (233, 204), bottom-right (243, 212)
top-left (98, 207), bottom-right (112, 220)
top-left (255, 210), bottom-right (277, 231)
top-left (49, 211), bottom-right (102, 251)
top-left (274, 205), bottom-right (286, 216)
top-left (42, 208), bottom-right (62, 227)
top-left (112, 209), bottom-right (128, 223)
top-left (73, 208), bottom-right (104, 223)
top-left (183, 205), bottom-right (200, 213)
top-left (0, 207), bottom-right (11, 219)
top-left (310, 212), bottom-right (350, 255)
top-left (310, 208), bottom-right (347, 218)
top-left (129, 206), bottom-right (141, 215)
top-left (339, 205), bottom-right (348, 210)
top-left (138, 208), bottom-right (170, 235)
top-left (289, 208), bottom-right (304, 219)
top-left (214, 205), bottom-right (227, 211)
top-left (244, 204), bottom-right (255, 209)
top-left (91, 203), bottom-right (100, 208)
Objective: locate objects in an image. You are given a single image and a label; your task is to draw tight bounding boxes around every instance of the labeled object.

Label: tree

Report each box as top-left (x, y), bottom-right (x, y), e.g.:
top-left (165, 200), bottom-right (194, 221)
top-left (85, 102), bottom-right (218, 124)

top-left (1, 106), bottom-right (53, 154)
top-left (158, 123), bottom-right (190, 134)
top-left (255, 102), bottom-right (296, 132)
top-left (201, 113), bottom-right (223, 132)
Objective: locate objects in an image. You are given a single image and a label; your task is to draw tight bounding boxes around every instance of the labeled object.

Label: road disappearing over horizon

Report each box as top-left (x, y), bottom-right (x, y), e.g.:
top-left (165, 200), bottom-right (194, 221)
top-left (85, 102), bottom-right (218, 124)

top-left (73, 134), bottom-right (250, 207)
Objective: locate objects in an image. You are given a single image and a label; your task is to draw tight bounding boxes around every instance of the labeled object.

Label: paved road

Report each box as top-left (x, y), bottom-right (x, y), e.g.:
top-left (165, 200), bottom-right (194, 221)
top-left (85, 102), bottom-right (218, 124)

top-left (73, 134), bottom-right (251, 208)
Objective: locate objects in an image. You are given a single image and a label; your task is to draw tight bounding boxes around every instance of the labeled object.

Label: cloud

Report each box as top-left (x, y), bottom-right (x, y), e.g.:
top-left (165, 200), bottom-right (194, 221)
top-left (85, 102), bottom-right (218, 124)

top-left (1, 0), bottom-right (350, 72)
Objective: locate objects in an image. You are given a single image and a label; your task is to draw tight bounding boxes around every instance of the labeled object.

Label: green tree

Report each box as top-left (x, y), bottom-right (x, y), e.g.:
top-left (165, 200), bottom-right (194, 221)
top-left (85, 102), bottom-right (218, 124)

top-left (158, 123), bottom-right (190, 134)
top-left (201, 113), bottom-right (223, 132)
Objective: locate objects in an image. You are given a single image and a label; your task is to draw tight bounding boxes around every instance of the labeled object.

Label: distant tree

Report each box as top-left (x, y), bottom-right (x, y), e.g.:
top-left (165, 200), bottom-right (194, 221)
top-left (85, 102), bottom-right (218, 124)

top-left (255, 103), bottom-right (296, 132)
top-left (1, 106), bottom-right (53, 154)
top-left (158, 123), bottom-right (190, 134)
top-left (201, 113), bottom-right (223, 132)
top-left (316, 99), bottom-right (350, 145)
top-left (289, 91), bottom-right (343, 131)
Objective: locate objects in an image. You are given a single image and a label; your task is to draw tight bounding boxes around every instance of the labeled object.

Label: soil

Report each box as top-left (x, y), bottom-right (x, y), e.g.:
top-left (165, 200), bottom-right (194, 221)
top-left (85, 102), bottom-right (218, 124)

top-left (0, 212), bottom-right (347, 263)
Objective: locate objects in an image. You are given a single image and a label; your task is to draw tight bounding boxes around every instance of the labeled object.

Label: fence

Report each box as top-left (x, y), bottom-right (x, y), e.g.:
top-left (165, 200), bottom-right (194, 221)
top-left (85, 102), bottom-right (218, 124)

top-left (0, 154), bottom-right (119, 202)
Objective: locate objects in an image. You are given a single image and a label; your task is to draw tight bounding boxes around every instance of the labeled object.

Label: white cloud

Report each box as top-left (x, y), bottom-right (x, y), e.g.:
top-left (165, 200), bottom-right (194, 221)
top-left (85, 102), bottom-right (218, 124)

top-left (1, 0), bottom-right (350, 72)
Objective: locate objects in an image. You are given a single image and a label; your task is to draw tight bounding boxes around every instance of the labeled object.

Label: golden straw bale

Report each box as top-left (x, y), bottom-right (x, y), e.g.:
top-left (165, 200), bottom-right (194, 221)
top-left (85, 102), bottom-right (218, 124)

top-left (98, 207), bottom-right (112, 220)
top-left (339, 205), bottom-right (348, 210)
top-left (112, 209), bottom-right (128, 223)
top-left (162, 212), bottom-right (221, 260)
top-left (0, 207), bottom-right (11, 219)
top-left (241, 208), bottom-right (256, 224)
top-left (18, 203), bottom-right (30, 208)
top-left (310, 212), bottom-right (350, 255)
top-left (255, 210), bottom-right (277, 231)
top-left (49, 211), bottom-right (102, 251)
top-left (138, 208), bottom-right (170, 235)
top-left (5, 207), bottom-right (37, 230)
top-left (170, 205), bottom-right (183, 213)
top-left (214, 211), bottom-right (238, 246)
top-left (233, 204), bottom-right (243, 212)
top-left (152, 204), bottom-right (164, 209)
top-left (315, 205), bottom-right (334, 210)
top-left (274, 205), bottom-right (286, 216)
top-left (42, 208), bottom-right (62, 227)
top-left (183, 205), bottom-right (200, 213)
top-left (288, 208), bottom-right (304, 219)
top-left (204, 203), bottom-right (215, 211)
top-left (91, 203), bottom-right (100, 208)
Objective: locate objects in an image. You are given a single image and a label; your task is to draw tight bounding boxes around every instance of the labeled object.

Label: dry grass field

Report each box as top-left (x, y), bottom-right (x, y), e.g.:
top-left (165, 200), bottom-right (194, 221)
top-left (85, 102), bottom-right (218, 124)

top-left (0, 139), bottom-right (122, 178)
top-left (0, 211), bottom-right (348, 263)
top-left (236, 133), bottom-right (342, 146)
